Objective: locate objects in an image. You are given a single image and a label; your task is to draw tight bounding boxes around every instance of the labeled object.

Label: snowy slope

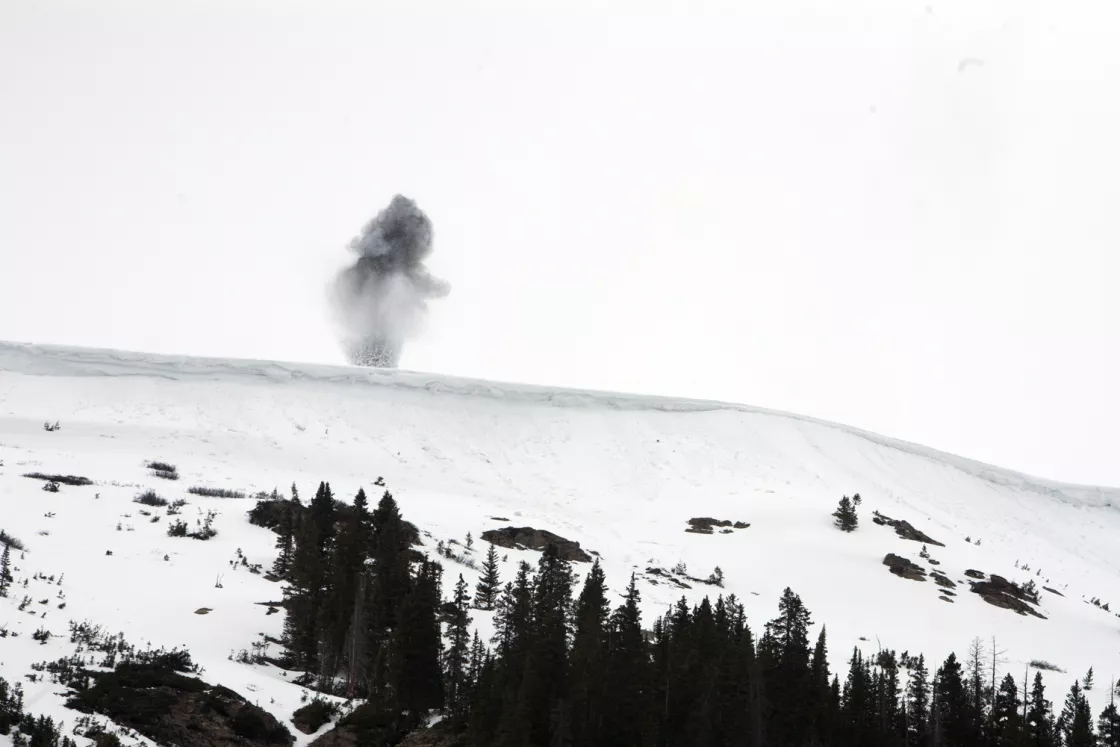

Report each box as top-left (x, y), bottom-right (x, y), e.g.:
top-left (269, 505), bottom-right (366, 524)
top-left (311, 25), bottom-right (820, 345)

top-left (2, 341), bottom-right (1119, 744)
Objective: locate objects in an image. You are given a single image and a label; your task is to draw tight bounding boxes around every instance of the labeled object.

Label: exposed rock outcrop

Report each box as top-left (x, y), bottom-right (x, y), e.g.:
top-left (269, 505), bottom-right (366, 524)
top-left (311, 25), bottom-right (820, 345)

top-left (969, 575), bottom-right (1046, 619)
top-left (883, 554), bottom-right (927, 581)
top-left (480, 527), bottom-right (592, 562)
top-left (685, 517), bottom-right (750, 534)
top-left (871, 511), bottom-right (944, 546)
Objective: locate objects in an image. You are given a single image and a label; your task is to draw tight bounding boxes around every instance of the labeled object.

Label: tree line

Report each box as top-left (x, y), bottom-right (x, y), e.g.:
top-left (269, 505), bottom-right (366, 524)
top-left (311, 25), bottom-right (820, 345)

top-left (271, 483), bottom-right (1120, 746)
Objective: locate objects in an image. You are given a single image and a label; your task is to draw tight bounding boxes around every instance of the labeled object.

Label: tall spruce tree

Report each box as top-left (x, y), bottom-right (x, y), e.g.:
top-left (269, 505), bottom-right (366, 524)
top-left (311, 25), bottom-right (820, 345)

top-left (833, 495), bottom-right (859, 531)
top-left (568, 559), bottom-right (609, 747)
top-left (271, 485), bottom-right (300, 578)
top-left (392, 559), bottom-right (444, 717)
top-left (934, 652), bottom-right (979, 747)
top-left (444, 574), bottom-right (472, 721)
top-left (602, 574), bottom-right (650, 747)
top-left (1057, 680), bottom-right (1095, 747)
top-left (906, 654), bottom-right (931, 747)
top-left (808, 626), bottom-right (833, 746)
top-left (1025, 672), bottom-right (1057, 747)
top-left (474, 543), bottom-right (501, 611)
top-left (1099, 687), bottom-right (1120, 747)
top-left (764, 587), bottom-right (814, 745)
top-left (991, 673), bottom-right (1023, 746)
top-left (318, 488), bottom-right (370, 686)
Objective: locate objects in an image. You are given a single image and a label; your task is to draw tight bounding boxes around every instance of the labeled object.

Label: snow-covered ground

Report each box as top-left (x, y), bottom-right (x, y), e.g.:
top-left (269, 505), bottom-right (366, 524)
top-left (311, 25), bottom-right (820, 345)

top-left (2, 341), bottom-right (1119, 745)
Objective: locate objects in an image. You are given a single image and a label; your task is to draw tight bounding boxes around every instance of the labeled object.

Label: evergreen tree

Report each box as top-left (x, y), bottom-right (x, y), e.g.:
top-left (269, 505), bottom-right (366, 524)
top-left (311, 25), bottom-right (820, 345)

top-left (319, 488), bottom-right (370, 686)
top-left (474, 543), bottom-right (502, 611)
top-left (523, 544), bottom-right (575, 746)
top-left (392, 559), bottom-right (444, 716)
top-left (1025, 672), bottom-right (1057, 747)
top-left (284, 497), bottom-right (329, 673)
top-left (444, 574), bottom-right (472, 721)
top-left (1099, 688), bottom-right (1120, 747)
top-left (764, 587), bottom-right (815, 745)
top-left (991, 673), bottom-right (1023, 746)
top-left (568, 560), bottom-right (609, 747)
top-left (934, 652), bottom-right (979, 747)
top-left (906, 654), bottom-right (931, 747)
top-left (0, 543), bottom-right (11, 598)
top-left (1084, 667), bottom-right (1095, 691)
top-left (271, 484), bottom-right (300, 578)
top-left (833, 495), bottom-right (859, 532)
top-left (602, 574), bottom-right (651, 747)
top-left (1057, 680), bottom-right (1094, 747)
top-left (808, 626), bottom-right (832, 746)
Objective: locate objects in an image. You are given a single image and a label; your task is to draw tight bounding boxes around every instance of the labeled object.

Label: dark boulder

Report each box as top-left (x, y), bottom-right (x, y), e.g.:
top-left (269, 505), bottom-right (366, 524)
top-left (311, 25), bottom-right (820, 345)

top-left (883, 554), bottom-right (927, 582)
top-left (480, 527), bottom-right (592, 563)
top-left (969, 575), bottom-right (1046, 619)
top-left (871, 511), bottom-right (944, 546)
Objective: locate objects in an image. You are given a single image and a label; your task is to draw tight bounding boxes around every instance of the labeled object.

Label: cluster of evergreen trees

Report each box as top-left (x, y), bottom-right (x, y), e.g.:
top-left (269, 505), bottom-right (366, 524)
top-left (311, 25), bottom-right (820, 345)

top-left (273, 484), bottom-right (1120, 747)
top-left (0, 675), bottom-right (77, 747)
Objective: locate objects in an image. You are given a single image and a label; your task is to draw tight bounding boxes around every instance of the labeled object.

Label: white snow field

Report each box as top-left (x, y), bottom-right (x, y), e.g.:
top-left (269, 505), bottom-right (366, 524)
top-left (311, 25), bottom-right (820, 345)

top-left (2, 341), bottom-right (1120, 745)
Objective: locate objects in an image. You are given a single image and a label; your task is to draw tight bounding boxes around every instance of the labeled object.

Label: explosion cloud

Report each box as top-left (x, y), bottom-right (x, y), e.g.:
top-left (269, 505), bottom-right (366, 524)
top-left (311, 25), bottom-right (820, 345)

top-left (329, 195), bottom-right (450, 368)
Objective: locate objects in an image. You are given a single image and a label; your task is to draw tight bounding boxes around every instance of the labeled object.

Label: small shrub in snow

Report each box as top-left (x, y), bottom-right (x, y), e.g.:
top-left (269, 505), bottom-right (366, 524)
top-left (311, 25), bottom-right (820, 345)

top-left (42, 482), bottom-right (60, 493)
top-left (167, 519), bottom-right (189, 538)
top-left (292, 697), bottom-right (340, 734)
top-left (708, 566), bottom-right (725, 587)
top-left (134, 490), bottom-right (168, 507)
top-left (24, 473), bottom-right (93, 487)
top-left (187, 486), bottom-right (246, 499)
top-left (43, 420), bottom-right (60, 432)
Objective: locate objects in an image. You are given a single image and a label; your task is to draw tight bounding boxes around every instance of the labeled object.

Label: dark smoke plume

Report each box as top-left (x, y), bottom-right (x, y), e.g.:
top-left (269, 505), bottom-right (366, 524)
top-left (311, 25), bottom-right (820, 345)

top-left (329, 195), bottom-right (450, 368)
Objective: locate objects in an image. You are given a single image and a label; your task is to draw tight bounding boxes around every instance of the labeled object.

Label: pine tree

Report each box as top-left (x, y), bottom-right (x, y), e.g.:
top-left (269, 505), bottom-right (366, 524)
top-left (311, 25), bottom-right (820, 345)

top-left (906, 654), bottom-right (931, 746)
top-left (764, 587), bottom-right (814, 745)
top-left (0, 543), bottom-right (11, 598)
top-left (935, 652), bottom-right (978, 747)
top-left (522, 544), bottom-right (575, 745)
top-left (474, 543), bottom-right (501, 611)
top-left (271, 484), bottom-right (300, 578)
top-left (283, 496), bottom-right (329, 673)
top-left (444, 574), bottom-right (472, 721)
top-left (1099, 687), bottom-right (1120, 747)
top-left (318, 488), bottom-right (370, 686)
top-left (392, 559), bottom-right (444, 717)
top-left (568, 560), bottom-right (609, 747)
top-left (1026, 672), bottom-right (1057, 747)
top-left (833, 495), bottom-right (859, 532)
top-left (1058, 680), bottom-right (1095, 747)
top-left (1083, 667), bottom-right (1095, 691)
top-left (602, 574), bottom-right (650, 747)
top-left (808, 626), bottom-right (832, 745)
top-left (991, 673), bottom-right (1023, 746)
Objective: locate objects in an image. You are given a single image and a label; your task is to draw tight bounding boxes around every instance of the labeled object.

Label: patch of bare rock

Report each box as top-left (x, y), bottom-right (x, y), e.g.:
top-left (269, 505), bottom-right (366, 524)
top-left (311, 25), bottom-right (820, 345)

top-left (883, 554), bottom-right (927, 581)
top-left (969, 574), bottom-right (1046, 619)
top-left (871, 511), bottom-right (944, 546)
top-left (480, 526), bottom-right (592, 562)
top-left (685, 517), bottom-right (750, 534)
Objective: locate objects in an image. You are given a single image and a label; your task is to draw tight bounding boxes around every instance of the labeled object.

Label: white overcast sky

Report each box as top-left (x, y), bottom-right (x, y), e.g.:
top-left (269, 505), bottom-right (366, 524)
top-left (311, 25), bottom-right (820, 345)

top-left (1, 0), bottom-right (1118, 486)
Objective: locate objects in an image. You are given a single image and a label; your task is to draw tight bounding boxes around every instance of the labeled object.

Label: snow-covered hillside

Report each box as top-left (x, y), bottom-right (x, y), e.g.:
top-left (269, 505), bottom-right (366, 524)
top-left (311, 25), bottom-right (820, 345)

top-left (1, 341), bottom-right (1119, 745)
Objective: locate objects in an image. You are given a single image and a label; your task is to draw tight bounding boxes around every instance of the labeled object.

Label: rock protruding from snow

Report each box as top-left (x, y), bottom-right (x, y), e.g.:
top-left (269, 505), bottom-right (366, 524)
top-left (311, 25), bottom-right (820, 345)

top-left (969, 575), bottom-right (1047, 619)
top-left (883, 553), bottom-right (927, 581)
top-left (685, 517), bottom-right (751, 534)
top-left (871, 511), bottom-right (944, 547)
top-left (480, 526), bottom-right (592, 562)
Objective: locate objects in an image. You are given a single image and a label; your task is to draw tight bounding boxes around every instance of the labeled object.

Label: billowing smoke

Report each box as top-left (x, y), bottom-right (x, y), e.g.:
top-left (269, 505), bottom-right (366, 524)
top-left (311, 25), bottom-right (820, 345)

top-left (329, 195), bottom-right (450, 368)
